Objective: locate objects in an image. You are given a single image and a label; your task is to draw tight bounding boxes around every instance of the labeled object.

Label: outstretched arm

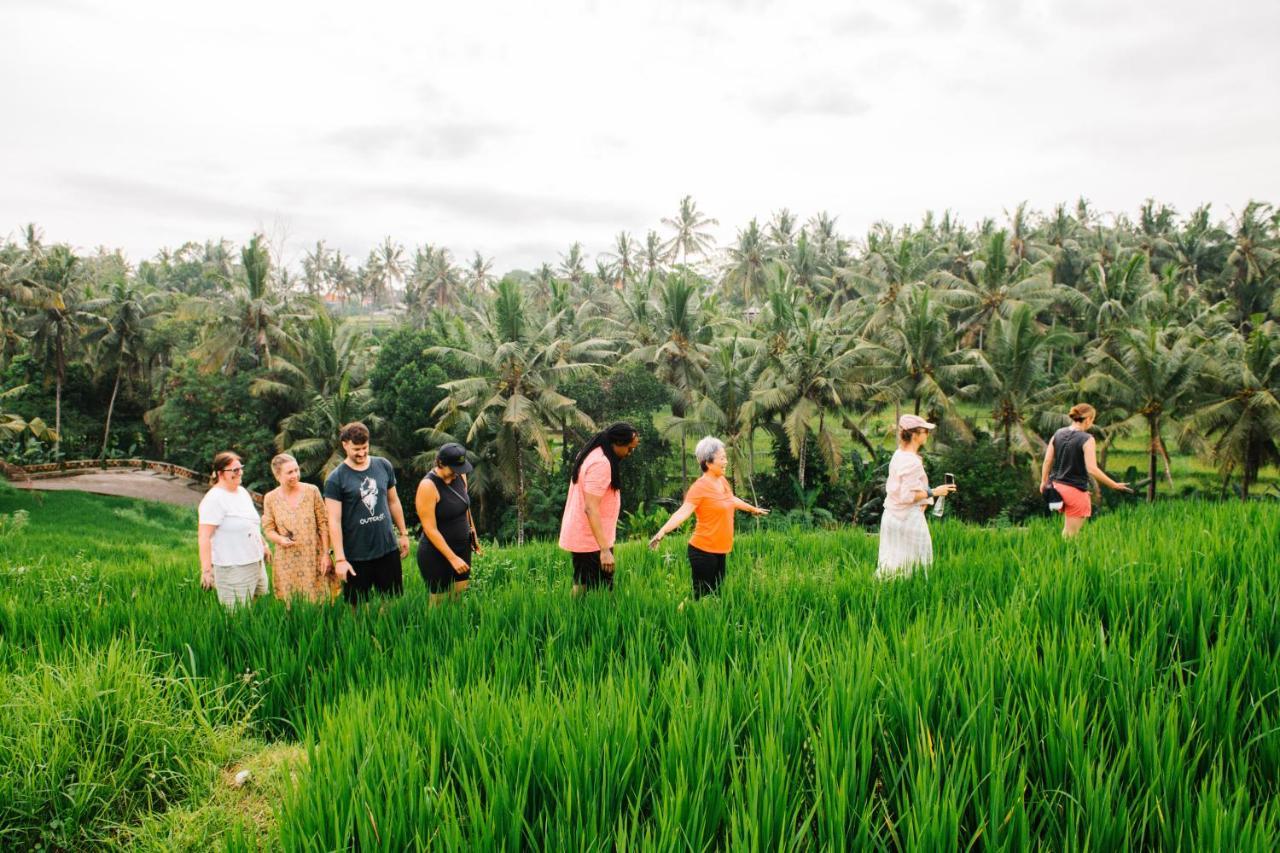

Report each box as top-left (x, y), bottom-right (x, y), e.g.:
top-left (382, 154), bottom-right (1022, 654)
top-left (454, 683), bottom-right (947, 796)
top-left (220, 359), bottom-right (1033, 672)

top-left (1084, 438), bottom-right (1131, 492)
top-left (649, 502), bottom-right (697, 548)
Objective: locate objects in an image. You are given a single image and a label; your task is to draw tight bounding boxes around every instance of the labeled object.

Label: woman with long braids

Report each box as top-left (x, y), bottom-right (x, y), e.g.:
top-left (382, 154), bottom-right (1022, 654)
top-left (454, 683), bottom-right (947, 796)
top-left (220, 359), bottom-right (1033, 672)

top-left (558, 422), bottom-right (640, 594)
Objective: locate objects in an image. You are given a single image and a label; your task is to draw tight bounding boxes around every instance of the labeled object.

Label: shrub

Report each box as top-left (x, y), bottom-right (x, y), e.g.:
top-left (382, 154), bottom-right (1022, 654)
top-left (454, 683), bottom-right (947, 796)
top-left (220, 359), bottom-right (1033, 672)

top-left (928, 436), bottom-right (1043, 524)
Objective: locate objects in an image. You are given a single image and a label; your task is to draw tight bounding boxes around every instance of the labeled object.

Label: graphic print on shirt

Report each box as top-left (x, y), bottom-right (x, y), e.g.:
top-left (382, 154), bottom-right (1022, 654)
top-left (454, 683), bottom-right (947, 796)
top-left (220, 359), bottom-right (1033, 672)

top-left (359, 476), bottom-right (379, 515)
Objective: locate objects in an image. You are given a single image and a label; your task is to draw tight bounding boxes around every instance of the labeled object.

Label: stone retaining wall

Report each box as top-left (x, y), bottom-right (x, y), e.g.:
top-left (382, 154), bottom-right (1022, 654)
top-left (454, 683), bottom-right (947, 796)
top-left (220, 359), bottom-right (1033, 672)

top-left (8, 458), bottom-right (205, 482)
top-left (2, 458), bottom-right (265, 506)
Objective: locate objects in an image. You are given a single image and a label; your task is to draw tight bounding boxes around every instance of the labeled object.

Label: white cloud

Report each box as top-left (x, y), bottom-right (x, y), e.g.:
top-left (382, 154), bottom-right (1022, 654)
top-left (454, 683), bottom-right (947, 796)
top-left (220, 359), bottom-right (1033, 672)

top-left (2, 0), bottom-right (1277, 273)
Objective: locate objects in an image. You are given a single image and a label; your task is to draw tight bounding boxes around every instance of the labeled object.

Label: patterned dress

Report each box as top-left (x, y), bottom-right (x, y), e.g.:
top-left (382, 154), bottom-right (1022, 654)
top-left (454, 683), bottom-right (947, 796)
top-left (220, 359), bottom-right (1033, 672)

top-left (262, 484), bottom-right (340, 603)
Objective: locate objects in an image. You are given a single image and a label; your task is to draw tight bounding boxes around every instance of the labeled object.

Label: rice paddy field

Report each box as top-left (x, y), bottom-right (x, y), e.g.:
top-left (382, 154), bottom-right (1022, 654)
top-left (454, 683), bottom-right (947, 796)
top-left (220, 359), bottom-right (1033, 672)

top-left (1, 483), bottom-right (1279, 850)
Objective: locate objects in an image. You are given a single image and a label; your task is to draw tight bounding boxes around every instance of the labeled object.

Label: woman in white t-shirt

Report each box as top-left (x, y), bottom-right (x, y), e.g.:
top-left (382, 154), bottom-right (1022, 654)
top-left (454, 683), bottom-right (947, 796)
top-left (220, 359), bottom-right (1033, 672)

top-left (198, 451), bottom-right (270, 608)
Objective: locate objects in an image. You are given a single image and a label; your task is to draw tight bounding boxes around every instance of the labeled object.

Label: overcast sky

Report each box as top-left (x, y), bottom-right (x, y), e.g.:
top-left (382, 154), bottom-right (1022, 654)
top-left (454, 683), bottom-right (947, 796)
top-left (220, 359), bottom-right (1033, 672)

top-left (3, 0), bottom-right (1278, 274)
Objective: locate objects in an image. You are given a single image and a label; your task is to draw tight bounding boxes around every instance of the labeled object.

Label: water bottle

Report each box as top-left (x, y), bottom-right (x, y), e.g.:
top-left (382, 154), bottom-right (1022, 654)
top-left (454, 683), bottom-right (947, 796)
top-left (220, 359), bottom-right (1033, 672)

top-left (931, 473), bottom-right (955, 518)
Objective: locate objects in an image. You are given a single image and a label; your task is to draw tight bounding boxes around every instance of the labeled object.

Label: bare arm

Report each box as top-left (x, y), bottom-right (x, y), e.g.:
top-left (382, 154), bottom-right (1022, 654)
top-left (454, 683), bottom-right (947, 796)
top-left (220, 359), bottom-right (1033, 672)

top-left (327, 497), bottom-right (352, 578)
top-left (1040, 441), bottom-right (1055, 490)
top-left (1084, 437), bottom-right (1131, 491)
top-left (313, 488), bottom-right (330, 563)
top-left (387, 485), bottom-right (410, 558)
top-left (415, 480), bottom-right (466, 569)
top-left (582, 490), bottom-right (616, 570)
top-left (649, 501), bottom-right (697, 548)
top-left (732, 496), bottom-right (768, 515)
top-left (198, 524), bottom-right (216, 587)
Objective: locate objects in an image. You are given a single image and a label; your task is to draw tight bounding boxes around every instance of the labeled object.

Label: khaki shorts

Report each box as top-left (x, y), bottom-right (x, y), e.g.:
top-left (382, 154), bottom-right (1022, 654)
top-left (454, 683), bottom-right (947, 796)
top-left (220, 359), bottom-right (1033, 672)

top-left (214, 561), bottom-right (270, 609)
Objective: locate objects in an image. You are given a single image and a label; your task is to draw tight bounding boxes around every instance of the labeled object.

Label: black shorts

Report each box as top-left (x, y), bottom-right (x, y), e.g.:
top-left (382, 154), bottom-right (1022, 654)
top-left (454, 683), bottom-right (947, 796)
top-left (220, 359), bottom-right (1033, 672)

top-left (342, 549), bottom-right (404, 604)
top-left (418, 538), bottom-right (471, 594)
top-left (571, 550), bottom-right (614, 591)
top-left (688, 545), bottom-right (727, 599)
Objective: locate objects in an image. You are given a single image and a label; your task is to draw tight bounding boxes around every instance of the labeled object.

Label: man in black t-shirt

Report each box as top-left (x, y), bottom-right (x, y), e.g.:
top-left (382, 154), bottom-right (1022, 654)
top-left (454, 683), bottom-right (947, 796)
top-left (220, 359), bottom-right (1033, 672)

top-left (323, 422), bottom-right (411, 603)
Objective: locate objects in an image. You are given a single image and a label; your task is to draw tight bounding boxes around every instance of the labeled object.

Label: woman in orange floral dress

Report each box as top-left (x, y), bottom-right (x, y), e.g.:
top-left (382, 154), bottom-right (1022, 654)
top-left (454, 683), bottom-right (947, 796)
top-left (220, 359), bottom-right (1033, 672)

top-left (261, 453), bottom-right (339, 604)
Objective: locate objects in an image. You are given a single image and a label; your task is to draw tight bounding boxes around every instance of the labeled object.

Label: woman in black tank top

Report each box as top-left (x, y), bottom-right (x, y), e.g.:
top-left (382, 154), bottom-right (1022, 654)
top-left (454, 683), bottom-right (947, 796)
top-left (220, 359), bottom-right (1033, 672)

top-left (1039, 404), bottom-right (1133, 538)
top-left (414, 443), bottom-right (481, 603)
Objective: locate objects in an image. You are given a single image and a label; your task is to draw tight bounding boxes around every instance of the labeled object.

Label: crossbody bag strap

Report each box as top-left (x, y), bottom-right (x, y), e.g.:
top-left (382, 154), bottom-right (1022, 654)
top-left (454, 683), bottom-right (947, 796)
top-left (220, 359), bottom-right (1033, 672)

top-left (461, 474), bottom-right (478, 545)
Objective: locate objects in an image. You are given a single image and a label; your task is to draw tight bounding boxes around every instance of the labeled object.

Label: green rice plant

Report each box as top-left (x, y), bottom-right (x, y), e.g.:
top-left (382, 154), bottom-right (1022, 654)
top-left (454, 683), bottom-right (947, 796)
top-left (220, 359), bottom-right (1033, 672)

top-left (0, 639), bottom-right (250, 849)
top-left (1, 486), bottom-right (1278, 849)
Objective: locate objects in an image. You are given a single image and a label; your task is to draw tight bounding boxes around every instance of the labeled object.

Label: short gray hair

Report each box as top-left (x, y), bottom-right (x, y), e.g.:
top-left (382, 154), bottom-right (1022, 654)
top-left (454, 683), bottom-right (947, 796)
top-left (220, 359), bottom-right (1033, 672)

top-left (694, 436), bottom-right (725, 468)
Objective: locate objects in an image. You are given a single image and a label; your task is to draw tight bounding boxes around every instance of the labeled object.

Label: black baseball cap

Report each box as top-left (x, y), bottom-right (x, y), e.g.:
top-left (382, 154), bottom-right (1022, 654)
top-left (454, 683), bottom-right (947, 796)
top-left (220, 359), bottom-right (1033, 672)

top-left (437, 443), bottom-right (474, 474)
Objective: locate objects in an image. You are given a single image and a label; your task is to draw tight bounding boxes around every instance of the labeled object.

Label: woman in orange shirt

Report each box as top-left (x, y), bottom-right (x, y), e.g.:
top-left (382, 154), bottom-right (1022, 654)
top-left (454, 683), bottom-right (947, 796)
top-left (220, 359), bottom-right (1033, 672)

top-left (649, 436), bottom-right (768, 599)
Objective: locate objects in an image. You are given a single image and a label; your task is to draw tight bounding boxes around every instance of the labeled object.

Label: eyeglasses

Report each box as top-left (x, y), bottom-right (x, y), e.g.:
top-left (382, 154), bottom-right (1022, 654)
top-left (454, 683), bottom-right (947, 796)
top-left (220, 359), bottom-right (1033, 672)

top-left (224, 467), bottom-right (244, 474)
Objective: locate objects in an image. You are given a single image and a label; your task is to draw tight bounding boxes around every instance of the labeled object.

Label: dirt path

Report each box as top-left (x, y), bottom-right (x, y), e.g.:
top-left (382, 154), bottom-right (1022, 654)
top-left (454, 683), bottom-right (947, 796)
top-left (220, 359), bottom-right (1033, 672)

top-left (13, 469), bottom-right (208, 508)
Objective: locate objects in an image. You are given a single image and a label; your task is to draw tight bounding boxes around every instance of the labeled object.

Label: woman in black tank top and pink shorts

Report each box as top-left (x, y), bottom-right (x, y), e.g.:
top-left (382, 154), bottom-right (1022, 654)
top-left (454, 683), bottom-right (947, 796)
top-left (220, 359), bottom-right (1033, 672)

top-left (1040, 403), bottom-right (1133, 538)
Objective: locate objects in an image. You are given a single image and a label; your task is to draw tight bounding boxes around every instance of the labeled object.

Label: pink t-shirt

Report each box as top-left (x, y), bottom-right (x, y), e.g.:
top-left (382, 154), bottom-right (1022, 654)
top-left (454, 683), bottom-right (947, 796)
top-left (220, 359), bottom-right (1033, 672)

top-left (558, 447), bottom-right (620, 552)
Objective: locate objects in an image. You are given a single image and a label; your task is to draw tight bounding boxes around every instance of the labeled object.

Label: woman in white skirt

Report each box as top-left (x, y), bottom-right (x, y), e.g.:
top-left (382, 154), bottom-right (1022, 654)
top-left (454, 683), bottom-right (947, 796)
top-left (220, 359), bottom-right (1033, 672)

top-left (876, 415), bottom-right (956, 580)
top-left (198, 451), bottom-right (270, 608)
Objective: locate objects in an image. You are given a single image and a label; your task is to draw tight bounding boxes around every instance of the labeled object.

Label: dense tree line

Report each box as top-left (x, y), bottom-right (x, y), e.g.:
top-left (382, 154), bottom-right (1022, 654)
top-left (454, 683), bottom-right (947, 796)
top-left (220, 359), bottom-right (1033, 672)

top-left (2, 198), bottom-right (1278, 540)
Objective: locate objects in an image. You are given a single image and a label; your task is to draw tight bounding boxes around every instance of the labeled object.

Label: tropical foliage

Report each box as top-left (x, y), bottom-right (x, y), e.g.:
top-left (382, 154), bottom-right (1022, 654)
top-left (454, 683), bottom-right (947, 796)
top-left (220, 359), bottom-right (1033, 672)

top-left (2, 196), bottom-right (1278, 532)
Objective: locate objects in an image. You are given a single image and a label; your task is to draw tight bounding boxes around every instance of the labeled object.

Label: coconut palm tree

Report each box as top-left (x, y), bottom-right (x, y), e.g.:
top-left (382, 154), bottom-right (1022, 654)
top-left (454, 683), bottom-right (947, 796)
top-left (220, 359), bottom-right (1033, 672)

top-left (785, 232), bottom-right (823, 297)
top-left (626, 272), bottom-right (716, 482)
top-left (377, 237), bottom-right (406, 305)
top-left (271, 313), bottom-right (384, 480)
top-left (302, 240), bottom-right (331, 297)
top-left (1078, 252), bottom-right (1152, 346)
top-left (859, 285), bottom-right (978, 434)
top-left (849, 231), bottom-right (944, 335)
top-left (600, 232), bottom-right (639, 288)
top-left (766, 208), bottom-right (798, 260)
top-left (1136, 199), bottom-right (1178, 267)
top-left (23, 245), bottom-right (98, 455)
top-left (969, 305), bottom-right (1075, 465)
top-left (82, 281), bottom-right (164, 459)
top-left (1170, 204), bottom-right (1228, 293)
top-left (467, 252), bottom-right (495, 294)
top-left (661, 195), bottom-right (718, 267)
top-left (807, 211), bottom-right (842, 261)
top-left (664, 334), bottom-right (762, 498)
top-left (1221, 201), bottom-right (1278, 330)
top-left (721, 219), bottom-right (775, 307)
top-left (558, 242), bottom-right (588, 291)
top-left (1082, 323), bottom-right (1202, 500)
top-left (327, 249), bottom-right (357, 303)
top-left (184, 234), bottom-right (303, 374)
top-left (1004, 201), bottom-right (1047, 265)
top-left (427, 279), bottom-right (608, 544)
top-left (276, 375), bottom-right (388, 479)
top-left (750, 299), bottom-right (867, 488)
top-left (1182, 322), bottom-right (1280, 499)
top-left (0, 247), bottom-right (59, 368)
top-left (935, 230), bottom-right (1076, 349)
top-left (407, 246), bottom-right (462, 314)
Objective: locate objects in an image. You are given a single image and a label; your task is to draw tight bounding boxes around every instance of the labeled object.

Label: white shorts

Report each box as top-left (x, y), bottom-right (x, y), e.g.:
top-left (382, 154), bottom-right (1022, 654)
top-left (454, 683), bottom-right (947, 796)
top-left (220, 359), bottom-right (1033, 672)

top-left (213, 561), bottom-right (269, 609)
